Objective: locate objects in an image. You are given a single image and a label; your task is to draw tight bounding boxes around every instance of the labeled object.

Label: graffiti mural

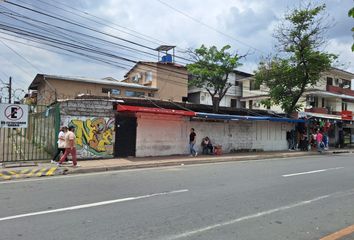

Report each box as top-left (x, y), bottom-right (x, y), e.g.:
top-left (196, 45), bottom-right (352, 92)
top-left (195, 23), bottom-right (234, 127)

top-left (61, 116), bottom-right (115, 158)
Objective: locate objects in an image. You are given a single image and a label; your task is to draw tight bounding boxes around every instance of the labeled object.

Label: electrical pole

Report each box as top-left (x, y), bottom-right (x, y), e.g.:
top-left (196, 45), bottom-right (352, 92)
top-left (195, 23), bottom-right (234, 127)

top-left (8, 76), bottom-right (11, 103)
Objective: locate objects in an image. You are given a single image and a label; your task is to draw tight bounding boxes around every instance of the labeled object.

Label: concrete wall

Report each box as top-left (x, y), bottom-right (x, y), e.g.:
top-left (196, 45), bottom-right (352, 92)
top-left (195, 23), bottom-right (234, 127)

top-left (135, 112), bottom-right (292, 157)
top-left (59, 100), bottom-right (116, 159)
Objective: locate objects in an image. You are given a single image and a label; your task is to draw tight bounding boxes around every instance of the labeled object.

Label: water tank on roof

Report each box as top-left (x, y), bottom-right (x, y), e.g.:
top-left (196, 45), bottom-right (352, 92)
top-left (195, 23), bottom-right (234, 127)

top-left (161, 54), bottom-right (173, 63)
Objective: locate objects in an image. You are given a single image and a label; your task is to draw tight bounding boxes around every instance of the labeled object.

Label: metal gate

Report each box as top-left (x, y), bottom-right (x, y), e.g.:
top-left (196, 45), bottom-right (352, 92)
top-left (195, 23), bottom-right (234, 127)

top-left (0, 104), bottom-right (60, 162)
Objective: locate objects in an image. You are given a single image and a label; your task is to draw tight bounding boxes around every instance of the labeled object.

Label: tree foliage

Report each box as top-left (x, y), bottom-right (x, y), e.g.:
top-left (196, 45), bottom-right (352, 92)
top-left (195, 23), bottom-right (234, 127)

top-left (254, 4), bottom-right (336, 115)
top-left (187, 45), bottom-right (241, 113)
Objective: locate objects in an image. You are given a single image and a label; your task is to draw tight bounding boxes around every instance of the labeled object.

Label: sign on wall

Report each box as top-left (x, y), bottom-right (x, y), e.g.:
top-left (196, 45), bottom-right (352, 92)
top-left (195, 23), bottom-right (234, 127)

top-left (0, 103), bottom-right (29, 128)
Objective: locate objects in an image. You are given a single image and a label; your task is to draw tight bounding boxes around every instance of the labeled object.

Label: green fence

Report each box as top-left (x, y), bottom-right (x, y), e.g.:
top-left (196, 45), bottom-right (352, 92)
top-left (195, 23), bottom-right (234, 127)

top-left (0, 104), bottom-right (60, 162)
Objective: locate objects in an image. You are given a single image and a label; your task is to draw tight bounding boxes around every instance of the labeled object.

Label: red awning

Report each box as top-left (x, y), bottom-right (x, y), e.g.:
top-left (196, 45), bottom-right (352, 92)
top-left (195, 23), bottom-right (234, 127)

top-left (117, 105), bottom-right (196, 117)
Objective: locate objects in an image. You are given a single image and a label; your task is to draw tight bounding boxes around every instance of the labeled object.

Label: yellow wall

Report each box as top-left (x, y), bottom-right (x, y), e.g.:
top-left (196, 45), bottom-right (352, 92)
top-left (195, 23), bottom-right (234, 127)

top-left (124, 63), bottom-right (188, 102)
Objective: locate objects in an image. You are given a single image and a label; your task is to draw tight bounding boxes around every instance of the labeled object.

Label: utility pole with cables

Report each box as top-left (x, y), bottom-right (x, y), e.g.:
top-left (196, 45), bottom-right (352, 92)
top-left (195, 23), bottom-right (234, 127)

top-left (8, 76), bottom-right (12, 103)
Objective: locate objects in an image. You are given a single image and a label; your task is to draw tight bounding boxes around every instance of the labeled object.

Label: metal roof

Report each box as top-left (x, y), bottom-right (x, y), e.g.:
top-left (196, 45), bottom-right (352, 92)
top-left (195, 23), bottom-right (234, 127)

top-left (196, 112), bottom-right (305, 123)
top-left (29, 74), bottom-right (158, 91)
top-left (155, 45), bottom-right (176, 51)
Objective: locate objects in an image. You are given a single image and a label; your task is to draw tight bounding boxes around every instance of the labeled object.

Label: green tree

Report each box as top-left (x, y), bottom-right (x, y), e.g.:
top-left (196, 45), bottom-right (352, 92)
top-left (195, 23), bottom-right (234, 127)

top-left (254, 4), bottom-right (336, 115)
top-left (349, 7), bottom-right (354, 51)
top-left (187, 45), bottom-right (242, 113)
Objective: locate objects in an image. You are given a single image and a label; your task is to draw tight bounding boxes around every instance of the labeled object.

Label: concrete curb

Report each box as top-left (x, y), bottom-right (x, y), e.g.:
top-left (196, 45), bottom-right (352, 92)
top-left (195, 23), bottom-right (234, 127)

top-left (66, 150), bottom-right (348, 175)
top-left (0, 167), bottom-right (68, 181)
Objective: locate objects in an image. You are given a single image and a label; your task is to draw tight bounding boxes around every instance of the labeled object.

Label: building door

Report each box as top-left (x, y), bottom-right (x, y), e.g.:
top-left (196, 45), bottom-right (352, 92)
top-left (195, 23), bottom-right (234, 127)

top-left (114, 115), bottom-right (137, 157)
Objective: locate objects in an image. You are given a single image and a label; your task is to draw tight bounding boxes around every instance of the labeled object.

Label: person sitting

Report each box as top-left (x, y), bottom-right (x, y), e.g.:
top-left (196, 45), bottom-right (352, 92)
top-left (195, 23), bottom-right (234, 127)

top-left (201, 137), bottom-right (213, 155)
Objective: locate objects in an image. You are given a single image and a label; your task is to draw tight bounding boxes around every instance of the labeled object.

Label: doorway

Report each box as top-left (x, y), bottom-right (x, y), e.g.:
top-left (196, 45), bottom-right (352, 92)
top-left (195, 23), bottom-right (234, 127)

top-left (114, 115), bottom-right (137, 157)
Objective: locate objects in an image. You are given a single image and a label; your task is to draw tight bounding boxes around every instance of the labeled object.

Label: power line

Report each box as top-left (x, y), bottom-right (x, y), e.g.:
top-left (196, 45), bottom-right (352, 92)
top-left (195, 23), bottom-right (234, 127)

top-left (2, 1), bottom-right (192, 64)
top-left (155, 0), bottom-right (267, 55)
top-left (33, 0), bottom-right (192, 55)
top-left (0, 38), bottom-right (42, 72)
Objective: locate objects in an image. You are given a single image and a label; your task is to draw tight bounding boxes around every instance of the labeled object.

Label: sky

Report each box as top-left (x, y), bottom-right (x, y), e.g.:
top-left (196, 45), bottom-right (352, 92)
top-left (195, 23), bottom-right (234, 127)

top-left (0, 0), bottom-right (353, 101)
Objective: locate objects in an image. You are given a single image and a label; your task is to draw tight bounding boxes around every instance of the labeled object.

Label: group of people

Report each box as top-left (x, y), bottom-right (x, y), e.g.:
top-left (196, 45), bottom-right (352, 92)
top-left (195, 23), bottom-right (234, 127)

top-left (51, 126), bottom-right (79, 167)
top-left (189, 128), bottom-right (214, 156)
top-left (287, 128), bottom-right (328, 153)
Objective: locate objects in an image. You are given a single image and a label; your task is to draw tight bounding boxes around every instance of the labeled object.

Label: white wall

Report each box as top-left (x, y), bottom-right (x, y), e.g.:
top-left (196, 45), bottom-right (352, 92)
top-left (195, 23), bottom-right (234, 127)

top-left (136, 113), bottom-right (293, 157)
top-left (136, 113), bottom-right (189, 157)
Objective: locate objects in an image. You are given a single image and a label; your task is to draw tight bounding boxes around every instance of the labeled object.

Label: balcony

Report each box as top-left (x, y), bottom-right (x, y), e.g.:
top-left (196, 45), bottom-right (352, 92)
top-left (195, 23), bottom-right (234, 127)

top-left (326, 85), bottom-right (354, 97)
top-left (305, 107), bottom-right (328, 114)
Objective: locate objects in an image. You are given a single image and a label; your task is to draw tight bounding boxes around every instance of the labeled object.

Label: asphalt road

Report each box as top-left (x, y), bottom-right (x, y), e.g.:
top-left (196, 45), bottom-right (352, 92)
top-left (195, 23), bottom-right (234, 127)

top-left (1, 154), bottom-right (354, 240)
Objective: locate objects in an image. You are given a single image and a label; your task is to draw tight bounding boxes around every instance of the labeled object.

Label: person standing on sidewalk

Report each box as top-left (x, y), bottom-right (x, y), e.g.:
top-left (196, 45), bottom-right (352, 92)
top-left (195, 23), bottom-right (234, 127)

top-left (58, 126), bottom-right (78, 167)
top-left (316, 130), bottom-right (324, 153)
top-left (51, 126), bottom-right (68, 163)
top-left (189, 128), bottom-right (197, 157)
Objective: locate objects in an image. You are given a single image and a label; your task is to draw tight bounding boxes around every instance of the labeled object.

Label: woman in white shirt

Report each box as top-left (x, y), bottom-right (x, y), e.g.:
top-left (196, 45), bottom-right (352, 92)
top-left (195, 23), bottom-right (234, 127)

top-left (51, 126), bottom-right (68, 163)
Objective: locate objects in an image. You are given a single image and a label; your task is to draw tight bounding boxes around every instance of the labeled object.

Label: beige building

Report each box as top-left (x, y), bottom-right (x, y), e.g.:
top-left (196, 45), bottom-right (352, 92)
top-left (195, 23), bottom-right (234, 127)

top-left (28, 74), bottom-right (158, 105)
top-left (122, 61), bottom-right (188, 102)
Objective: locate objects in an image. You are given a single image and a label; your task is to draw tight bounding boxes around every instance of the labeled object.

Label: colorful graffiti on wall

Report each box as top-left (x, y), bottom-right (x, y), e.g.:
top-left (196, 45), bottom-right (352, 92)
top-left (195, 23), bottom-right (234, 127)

top-left (62, 117), bottom-right (115, 158)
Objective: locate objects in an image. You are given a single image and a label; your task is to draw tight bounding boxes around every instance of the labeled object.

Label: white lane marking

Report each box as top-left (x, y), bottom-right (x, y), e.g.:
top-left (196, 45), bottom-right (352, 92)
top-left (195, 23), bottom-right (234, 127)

top-left (0, 153), bottom-right (349, 185)
top-left (164, 195), bottom-right (329, 240)
top-left (282, 167), bottom-right (344, 177)
top-left (0, 189), bottom-right (188, 222)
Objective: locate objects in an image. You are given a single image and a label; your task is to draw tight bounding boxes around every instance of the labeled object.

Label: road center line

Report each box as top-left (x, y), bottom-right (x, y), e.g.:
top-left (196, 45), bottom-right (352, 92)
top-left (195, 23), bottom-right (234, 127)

top-left (0, 189), bottom-right (188, 222)
top-left (320, 224), bottom-right (354, 240)
top-left (282, 167), bottom-right (344, 177)
top-left (164, 194), bottom-right (330, 240)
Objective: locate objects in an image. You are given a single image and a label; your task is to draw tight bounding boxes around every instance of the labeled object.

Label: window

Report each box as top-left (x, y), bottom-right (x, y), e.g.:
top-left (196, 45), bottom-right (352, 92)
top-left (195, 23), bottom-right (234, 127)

top-left (342, 101), bottom-right (348, 111)
top-left (249, 100), bottom-right (253, 109)
top-left (111, 89), bottom-right (120, 95)
top-left (102, 88), bottom-right (111, 93)
top-left (240, 101), bottom-right (246, 108)
top-left (313, 96), bottom-right (319, 108)
top-left (102, 88), bottom-right (120, 95)
top-left (230, 99), bottom-right (237, 107)
top-left (125, 90), bottom-right (145, 98)
top-left (326, 77), bottom-right (333, 86)
top-left (148, 92), bottom-right (154, 97)
top-left (321, 98), bottom-right (325, 108)
top-left (250, 80), bottom-right (260, 90)
top-left (145, 71), bottom-right (153, 82)
top-left (335, 78), bottom-right (339, 86)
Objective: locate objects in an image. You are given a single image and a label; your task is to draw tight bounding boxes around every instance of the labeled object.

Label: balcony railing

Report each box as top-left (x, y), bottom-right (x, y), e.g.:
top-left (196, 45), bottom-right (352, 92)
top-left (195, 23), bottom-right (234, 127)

top-left (326, 85), bottom-right (354, 97)
top-left (305, 107), bottom-right (329, 114)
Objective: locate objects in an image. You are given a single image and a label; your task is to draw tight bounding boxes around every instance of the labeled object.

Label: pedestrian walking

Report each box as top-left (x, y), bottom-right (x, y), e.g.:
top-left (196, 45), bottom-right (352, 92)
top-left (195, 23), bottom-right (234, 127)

top-left (51, 126), bottom-right (68, 163)
top-left (189, 128), bottom-right (197, 157)
top-left (316, 130), bottom-right (324, 153)
top-left (58, 126), bottom-right (78, 167)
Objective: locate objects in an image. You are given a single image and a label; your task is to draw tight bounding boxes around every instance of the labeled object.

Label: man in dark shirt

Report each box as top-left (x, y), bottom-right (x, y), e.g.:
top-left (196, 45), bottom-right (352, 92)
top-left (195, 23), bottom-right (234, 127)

top-left (189, 128), bottom-right (197, 157)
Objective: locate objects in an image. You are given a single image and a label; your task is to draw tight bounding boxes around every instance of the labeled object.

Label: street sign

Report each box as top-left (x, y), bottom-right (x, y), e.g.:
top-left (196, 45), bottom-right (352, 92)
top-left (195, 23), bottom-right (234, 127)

top-left (0, 103), bottom-right (29, 128)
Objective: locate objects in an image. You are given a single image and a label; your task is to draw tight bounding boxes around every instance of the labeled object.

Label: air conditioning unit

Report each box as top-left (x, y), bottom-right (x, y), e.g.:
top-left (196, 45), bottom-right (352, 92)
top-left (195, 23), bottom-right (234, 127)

top-left (132, 75), bottom-right (139, 82)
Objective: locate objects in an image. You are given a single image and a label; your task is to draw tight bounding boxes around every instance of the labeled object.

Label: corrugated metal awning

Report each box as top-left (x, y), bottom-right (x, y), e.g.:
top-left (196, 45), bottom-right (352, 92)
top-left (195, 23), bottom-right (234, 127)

top-left (196, 112), bottom-right (305, 123)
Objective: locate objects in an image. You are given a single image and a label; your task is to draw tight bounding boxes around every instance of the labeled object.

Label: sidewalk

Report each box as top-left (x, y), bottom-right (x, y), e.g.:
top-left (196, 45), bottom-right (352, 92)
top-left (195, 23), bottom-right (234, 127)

top-left (1, 149), bottom-right (352, 181)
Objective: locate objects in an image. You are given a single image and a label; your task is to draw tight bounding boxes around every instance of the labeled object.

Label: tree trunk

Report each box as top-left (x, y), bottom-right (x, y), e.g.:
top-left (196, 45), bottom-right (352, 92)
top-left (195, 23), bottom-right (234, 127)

top-left (212, 96), bottom-right (220, 113)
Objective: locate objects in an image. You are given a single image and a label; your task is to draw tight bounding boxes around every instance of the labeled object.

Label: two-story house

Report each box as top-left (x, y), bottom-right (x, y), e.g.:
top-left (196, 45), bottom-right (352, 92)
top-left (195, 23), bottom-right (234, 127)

top-left (188, 70), bottom-right (252, 108)
top-left (121, 61), bottom-right (188, 102)
top-left (240, 67), bottom-right (354, 147)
